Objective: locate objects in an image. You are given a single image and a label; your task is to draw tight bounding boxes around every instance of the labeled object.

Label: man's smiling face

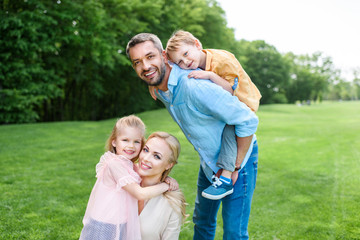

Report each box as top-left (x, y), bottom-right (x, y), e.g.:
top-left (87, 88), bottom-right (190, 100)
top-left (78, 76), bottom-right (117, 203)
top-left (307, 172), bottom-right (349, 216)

top-left (129, 41), bottom-right (166, 86)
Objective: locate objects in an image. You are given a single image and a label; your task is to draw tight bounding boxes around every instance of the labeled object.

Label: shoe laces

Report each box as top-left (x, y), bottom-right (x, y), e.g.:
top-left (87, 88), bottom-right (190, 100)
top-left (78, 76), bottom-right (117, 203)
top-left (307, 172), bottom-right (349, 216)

top-left (211, 174), bottom-right (218, 182)
top-left (212, 177), bottom-right (222, 188)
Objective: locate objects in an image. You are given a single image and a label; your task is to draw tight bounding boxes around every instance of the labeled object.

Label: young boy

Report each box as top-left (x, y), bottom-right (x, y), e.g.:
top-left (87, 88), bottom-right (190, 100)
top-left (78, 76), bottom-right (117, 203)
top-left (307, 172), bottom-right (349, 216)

top-left (160, 30), bottom-right (261, 200)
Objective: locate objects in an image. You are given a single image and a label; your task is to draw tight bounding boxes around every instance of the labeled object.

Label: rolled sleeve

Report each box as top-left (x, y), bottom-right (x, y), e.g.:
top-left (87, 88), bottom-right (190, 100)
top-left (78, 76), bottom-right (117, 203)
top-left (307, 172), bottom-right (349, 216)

top-left (189, 79), bottom-right (259, 137)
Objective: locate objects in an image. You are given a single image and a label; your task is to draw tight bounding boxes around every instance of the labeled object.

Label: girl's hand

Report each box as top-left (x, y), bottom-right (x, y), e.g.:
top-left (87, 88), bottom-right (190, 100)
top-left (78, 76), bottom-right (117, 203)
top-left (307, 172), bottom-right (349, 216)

top-left (133, 163), bottom-right (139, 173)
top-left (148, 86), bottom-right (157, 100)
top-left (188, 70), bottom-right (213, 80)
top-left (164, 176), bottom-right (179, 191)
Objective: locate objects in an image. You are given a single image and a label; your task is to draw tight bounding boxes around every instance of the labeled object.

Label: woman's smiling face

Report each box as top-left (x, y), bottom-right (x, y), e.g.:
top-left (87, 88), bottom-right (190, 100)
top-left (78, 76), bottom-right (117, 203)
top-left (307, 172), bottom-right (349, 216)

top-left (137, 137), bottom-right (173, 180)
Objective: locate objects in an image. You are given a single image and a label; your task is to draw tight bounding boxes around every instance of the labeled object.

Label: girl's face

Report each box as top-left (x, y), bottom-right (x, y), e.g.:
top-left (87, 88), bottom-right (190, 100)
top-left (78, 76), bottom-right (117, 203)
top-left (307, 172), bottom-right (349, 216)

top-left (137, 137), bottom-right (173, 180)
top-left (112, 126), bottom-right (143, 161)
top-left (168, 43), bottom-right (203, 70)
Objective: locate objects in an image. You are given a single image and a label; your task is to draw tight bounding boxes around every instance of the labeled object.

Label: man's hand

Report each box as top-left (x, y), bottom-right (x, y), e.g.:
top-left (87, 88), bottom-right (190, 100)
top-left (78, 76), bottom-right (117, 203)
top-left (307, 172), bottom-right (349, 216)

top-left (148, 86), bottom-right (157, 100)
top-left (231, 170), bottom-right (239, 185)
top-left (216, 169), bottom-right (239, 185)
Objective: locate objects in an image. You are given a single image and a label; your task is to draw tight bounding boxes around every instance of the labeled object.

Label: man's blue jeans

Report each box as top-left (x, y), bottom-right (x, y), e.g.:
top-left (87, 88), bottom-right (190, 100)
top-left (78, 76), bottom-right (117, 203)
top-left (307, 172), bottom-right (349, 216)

top-left (193, 141), bottom-right (258, 240)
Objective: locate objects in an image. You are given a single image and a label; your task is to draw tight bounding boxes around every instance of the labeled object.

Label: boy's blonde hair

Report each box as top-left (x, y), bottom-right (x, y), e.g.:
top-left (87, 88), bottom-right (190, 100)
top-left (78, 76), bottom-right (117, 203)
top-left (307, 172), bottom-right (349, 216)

top-left (105, 115), bottom-right (146, 158)
top-left (166, 30), bottom-right (203, 60)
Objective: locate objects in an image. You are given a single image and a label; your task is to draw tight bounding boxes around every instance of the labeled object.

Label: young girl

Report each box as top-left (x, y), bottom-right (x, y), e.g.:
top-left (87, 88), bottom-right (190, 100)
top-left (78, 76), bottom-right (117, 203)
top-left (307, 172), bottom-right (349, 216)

top-left (79, 115), bottom-right (176, 240)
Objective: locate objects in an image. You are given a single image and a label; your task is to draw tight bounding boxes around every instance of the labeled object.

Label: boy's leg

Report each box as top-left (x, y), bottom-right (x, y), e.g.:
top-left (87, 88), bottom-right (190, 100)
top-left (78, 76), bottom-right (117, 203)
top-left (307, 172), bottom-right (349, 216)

top-left (202, 125), bottom-right (237, 200)
top-left (193, 167), bottom-right (221, 240)
top-left (217, 125), bottom-right (237, 172)
top-left (222, 141), bottom-right (258, 240)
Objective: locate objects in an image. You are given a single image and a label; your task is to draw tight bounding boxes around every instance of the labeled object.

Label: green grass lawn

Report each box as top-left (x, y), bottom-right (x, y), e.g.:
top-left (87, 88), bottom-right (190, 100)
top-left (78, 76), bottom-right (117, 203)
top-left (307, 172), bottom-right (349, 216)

top-left (1, 101), bottom-right (360, 240)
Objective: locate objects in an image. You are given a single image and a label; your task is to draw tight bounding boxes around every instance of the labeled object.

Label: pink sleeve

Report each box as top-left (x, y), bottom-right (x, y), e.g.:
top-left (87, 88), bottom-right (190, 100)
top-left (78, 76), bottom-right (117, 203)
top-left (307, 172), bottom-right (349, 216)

top-left (106, 156), bottom-right (141, 189)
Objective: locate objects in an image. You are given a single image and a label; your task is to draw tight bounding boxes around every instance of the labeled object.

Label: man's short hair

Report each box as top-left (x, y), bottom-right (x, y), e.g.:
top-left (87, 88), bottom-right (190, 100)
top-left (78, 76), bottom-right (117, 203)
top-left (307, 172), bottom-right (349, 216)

top-left (126, 33), bottom-right (164, 59)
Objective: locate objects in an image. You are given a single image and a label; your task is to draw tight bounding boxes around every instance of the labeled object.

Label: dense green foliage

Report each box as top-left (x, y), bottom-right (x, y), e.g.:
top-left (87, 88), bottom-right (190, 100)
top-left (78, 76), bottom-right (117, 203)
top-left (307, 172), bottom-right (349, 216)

top-left (1, 101), bottom-right (359, 239)
top-left (1, 0), bottom-right (359, 123)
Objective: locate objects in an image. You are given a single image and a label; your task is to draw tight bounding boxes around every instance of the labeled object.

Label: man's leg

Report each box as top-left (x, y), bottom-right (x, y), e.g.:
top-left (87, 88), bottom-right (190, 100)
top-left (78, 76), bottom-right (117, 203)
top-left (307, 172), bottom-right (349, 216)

top-left (193, 167), bottom-right (221, 240)
top-left (222, 141), bottom-right (258, 240)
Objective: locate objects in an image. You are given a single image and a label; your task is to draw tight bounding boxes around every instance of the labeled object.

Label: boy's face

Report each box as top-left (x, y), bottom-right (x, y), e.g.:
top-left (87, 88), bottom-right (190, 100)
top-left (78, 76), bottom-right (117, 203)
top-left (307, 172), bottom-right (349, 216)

top-left (129, 41), bottom-right (166, 86)
top-left (168, 43), bottom-right (203, 70)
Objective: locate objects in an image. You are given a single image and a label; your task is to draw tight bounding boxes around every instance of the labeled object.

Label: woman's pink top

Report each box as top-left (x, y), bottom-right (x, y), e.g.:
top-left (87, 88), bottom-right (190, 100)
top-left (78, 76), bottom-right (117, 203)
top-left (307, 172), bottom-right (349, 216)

top-left (80, 151), bottom-right (142, 240)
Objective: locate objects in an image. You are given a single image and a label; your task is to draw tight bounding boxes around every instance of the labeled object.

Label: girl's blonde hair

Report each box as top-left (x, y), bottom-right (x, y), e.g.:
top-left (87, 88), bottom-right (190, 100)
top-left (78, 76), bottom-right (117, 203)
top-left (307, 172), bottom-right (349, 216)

top-left (166, 30), bottom-right (203, 61)
top-left (146, 132), bottom-right (188, 222)
top-left (105, 115), bottom-right (146, 159)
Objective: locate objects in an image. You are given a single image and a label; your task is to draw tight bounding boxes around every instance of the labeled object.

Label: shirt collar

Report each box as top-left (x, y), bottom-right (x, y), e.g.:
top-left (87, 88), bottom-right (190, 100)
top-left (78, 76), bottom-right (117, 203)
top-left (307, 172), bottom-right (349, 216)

top-left (167, 63), bottom-right (181, 94)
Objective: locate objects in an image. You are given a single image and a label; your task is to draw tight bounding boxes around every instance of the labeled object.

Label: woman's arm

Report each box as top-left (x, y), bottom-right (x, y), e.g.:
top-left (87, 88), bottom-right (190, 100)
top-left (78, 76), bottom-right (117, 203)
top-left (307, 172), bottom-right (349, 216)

top-left (122, 182), bottom-right (169, 201)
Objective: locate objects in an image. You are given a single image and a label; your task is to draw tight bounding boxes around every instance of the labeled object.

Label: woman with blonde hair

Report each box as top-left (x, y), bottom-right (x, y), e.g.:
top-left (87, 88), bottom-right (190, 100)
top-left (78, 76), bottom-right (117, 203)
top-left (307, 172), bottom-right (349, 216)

top-left (137, 131), bottom-right (187, 240)
top-left (79, 116), bottom-right (180, 240)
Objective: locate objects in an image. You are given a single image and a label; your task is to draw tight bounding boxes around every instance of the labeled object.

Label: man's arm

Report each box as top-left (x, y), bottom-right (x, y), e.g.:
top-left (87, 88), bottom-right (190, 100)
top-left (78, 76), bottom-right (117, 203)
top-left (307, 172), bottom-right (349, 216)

top-left (190, 79), bottom-right (259, 137)
top-left (189, 79), bottom-right (258, 170)
top-left (235, 135), bottom-right (253, 169)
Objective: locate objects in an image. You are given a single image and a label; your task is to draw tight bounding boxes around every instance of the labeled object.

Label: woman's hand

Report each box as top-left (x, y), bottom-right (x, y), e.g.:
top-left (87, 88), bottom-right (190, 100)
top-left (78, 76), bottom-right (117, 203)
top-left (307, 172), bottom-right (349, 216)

top-left (164, 176), bottom-right (179, 191)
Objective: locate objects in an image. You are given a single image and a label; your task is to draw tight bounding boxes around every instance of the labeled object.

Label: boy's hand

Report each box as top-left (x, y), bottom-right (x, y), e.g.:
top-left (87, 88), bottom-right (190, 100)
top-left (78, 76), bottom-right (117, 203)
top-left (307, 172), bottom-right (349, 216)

top-left (188, 70), bottom-right (214, 80)
top-left (164, 176), bottom-right (179, 191)
top-left (148, 86), bottom-right (157, 100)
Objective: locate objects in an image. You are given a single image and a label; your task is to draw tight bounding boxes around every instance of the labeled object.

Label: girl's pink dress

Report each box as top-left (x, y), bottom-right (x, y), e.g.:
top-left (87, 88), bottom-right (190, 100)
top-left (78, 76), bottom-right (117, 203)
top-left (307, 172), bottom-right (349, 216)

top-left (80, 151), bottom-right (142, 240)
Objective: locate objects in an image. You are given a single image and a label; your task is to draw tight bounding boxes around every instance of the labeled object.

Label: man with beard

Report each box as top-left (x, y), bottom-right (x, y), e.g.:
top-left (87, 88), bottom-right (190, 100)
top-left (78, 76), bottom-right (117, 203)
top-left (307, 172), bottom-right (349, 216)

top-left (126, 33), bottom-right (259, 240)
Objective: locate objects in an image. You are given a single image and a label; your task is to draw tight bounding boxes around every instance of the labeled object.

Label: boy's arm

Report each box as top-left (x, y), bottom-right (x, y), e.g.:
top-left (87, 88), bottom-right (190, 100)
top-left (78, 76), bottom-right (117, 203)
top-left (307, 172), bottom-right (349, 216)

top-left (188, 70), bottom-right (234, 94)
top-left (122, 182), bottom-right (169, 200)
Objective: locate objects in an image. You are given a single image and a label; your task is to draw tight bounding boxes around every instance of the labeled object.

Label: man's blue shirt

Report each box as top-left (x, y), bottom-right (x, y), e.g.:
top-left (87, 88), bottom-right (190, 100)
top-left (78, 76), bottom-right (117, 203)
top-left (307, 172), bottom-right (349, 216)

top-left (156, 64), bottom-right (259, 176)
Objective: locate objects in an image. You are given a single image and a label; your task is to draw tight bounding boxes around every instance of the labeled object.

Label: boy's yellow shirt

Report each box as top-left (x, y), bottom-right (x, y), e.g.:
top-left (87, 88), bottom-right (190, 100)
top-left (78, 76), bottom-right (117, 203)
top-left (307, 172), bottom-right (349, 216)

top-left (203, 49), bottom-right (262, 112)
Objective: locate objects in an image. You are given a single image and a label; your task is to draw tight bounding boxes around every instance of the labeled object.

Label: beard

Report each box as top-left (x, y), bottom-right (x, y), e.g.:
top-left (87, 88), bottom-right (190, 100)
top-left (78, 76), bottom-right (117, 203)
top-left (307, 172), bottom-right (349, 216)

top-left (146, 61), bottom-right (166, 87)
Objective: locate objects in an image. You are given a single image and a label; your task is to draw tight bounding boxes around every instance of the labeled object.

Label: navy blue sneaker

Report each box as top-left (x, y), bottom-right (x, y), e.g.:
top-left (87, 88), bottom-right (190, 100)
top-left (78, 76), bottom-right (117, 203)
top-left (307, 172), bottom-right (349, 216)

top-left (202, 176), bottom-right (233, 200)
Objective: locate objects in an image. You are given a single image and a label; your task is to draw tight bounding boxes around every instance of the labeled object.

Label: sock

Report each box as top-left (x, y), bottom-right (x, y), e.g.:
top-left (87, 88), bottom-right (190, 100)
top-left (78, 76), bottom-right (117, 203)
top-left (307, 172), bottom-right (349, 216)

top-left (219, 175), bottom-right (231, 185)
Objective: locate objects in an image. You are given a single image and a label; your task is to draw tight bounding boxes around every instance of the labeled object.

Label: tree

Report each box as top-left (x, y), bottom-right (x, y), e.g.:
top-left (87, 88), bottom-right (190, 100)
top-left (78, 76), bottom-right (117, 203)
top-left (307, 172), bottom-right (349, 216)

top-left (284, 52), bottom-right (340, 103)
top-left (0, 0), bottom-right (65, 123)
top-left (351, 67), bottom-right (360, 100)
top-left (238, 40), bottom-right (290, 104)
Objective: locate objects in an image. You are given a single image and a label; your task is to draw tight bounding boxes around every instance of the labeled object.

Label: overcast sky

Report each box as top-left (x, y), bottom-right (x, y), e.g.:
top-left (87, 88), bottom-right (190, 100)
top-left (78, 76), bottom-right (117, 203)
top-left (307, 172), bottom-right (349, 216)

top-left (217, 0), bottom-right (360, 81)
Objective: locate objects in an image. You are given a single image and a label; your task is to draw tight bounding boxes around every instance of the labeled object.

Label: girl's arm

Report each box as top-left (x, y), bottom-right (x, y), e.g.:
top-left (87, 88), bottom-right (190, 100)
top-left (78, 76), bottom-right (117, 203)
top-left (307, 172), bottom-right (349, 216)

top-left (107, 157), bottom-right (169, 200)
top-left (164, 176), bottom-right (179, 191)
top-left (188, 70), bottom-right (234, 94)
top-left (122, 182), bottom-right (169, 200)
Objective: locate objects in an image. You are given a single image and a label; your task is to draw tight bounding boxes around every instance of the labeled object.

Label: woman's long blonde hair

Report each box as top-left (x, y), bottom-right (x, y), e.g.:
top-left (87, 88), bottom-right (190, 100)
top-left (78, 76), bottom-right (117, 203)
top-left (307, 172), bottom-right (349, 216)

top-left (146, 132), bottom-right (188, 222)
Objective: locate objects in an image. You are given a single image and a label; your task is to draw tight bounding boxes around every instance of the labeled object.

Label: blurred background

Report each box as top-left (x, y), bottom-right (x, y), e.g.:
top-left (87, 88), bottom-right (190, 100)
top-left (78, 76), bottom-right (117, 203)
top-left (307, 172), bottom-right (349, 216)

top-left (1, 0), bottom-right (359, 124)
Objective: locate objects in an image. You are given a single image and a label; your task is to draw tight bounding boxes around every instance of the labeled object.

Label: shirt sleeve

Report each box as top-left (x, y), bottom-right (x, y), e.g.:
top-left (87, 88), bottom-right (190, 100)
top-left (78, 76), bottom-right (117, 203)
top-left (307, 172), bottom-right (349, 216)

top-left (187, 78), bottom-right (258, 137)
top-left (212, 54), bottom-right (241, 83)
top-left (100, 153), bottom-right (141, 189)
